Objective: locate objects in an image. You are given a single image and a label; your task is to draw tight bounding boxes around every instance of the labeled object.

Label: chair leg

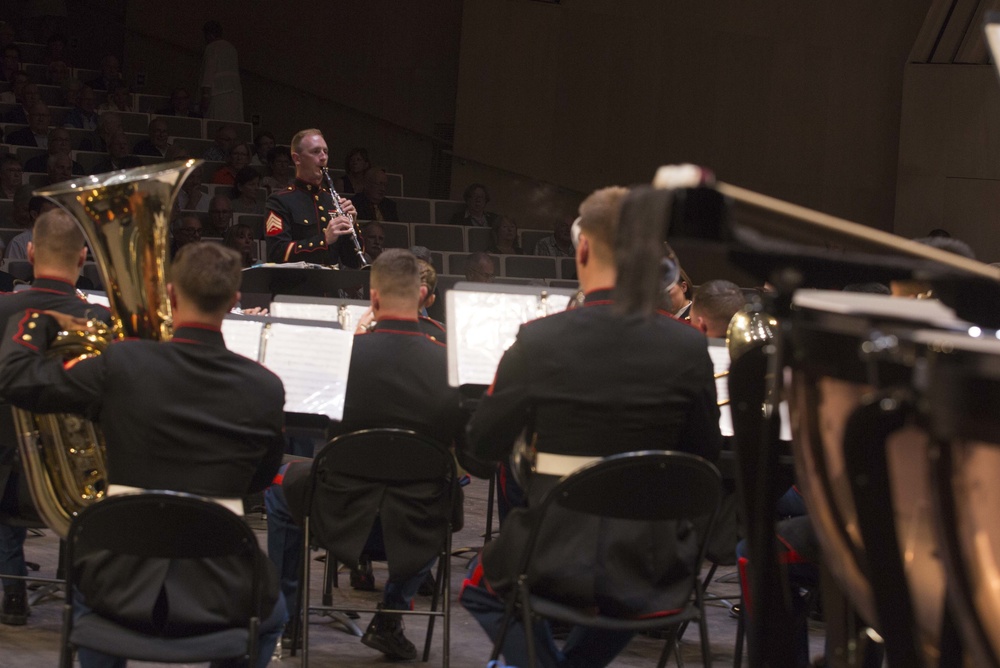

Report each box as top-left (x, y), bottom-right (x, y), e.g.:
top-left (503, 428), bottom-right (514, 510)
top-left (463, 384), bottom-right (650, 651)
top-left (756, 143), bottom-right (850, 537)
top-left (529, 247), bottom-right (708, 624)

top-left (655, 628), bottom-right (675, 668)
top-left (301, 518), bottom-right (311, 667)
top-left (59, 603), bottom-right (73, 668)
top-left (733, 607), bottom-right (745, 668)
top-left (442, 552), bottom-right (450, 668)
top-left (423, 555), bottom-right (442, 662)
top-left (519, 580), bottom-right (537, 668)
top-left (699, 612), bottom-right (712, 668)
top-left (489, 588), bottom-right (518, 661)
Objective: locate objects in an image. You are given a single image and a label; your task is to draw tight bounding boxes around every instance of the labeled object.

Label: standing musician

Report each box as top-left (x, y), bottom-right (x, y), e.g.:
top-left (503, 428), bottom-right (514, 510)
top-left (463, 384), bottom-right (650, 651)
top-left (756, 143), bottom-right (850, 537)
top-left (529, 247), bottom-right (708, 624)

top-left (460, 186), bottom-right (722, 667)
top-left (0, 209), bottom-right (112, 627)
top-left (264, 128), bottom-right (367, 267)
top-left (0, 243), bottom-right (287, 668)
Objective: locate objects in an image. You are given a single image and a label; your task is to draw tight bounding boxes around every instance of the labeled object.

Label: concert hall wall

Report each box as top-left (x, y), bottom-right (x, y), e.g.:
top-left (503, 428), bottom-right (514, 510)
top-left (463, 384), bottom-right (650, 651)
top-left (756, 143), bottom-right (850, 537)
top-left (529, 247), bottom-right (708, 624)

top-left (452, 1), bottom-right (930, 233)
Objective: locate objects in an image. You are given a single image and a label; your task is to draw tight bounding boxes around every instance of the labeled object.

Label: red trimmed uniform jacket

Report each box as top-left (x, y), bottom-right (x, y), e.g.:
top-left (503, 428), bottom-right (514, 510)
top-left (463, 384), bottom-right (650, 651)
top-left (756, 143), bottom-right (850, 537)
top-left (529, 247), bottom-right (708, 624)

top-left (264, 178), bottom-right (366, 267)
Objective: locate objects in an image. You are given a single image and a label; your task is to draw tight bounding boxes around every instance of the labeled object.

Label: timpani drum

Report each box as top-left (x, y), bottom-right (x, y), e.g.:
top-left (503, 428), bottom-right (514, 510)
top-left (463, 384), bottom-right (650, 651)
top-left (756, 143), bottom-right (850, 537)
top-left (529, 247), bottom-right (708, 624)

top-left (786, 290), bottom-right (971, 661)
top-left (917, 329), bottom-right (1000, 668)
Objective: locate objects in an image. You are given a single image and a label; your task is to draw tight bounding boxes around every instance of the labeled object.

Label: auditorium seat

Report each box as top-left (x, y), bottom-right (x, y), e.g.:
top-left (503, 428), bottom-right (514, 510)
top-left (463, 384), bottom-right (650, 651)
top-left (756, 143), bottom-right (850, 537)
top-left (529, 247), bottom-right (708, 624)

top-left (432, 200), bottom-right (465, 226)
top-left (446, 252), bottom-right (499, 277)
top-left (172, 137), bottom-right (216, 157)
top-left (559, 258), bottom-right (576, 280)
top-left (116, 112), bottom-right (150, 134)
top-left (12, 42), bottom-right (45, 63)
top-left (494, 276), bottom-right (538, 286)
top-left (466, 227), bottom-right (491, 252)
top-left (159, 116), bottom-right (202, 140)
top-left (380, 221), bottom-right (410, 249)
top-left (520, 229), bottom-right (551, 255)
top-left (503, 255), bottom-right (558, 279)
top-left (548, 279), bottom-right (579, 290)
top-left (413, 223), bottom-right (464, 252)
top-left (236, 213), bottom-right (266, 239)
top-left (35, 84), bottom-right (62, 106)
top-left (395, 197), bottom-right (432, 224)
top-left (135, 94), bottom-right (169, 114)
top-left (205, 119), bottom-right (253, 143)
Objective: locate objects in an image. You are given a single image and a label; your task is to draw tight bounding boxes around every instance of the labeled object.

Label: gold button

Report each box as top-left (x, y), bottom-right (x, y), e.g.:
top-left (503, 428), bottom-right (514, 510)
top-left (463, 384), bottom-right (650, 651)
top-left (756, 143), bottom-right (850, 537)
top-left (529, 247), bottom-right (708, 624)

top-left (22, 334), bottom-right (31, 342)
top-left (320, 216), bottom-right (327, 222)
top-left (314, 195), bottom-right (319, 201)
top-left (31, 312), bottom-right (39, 318)
top-left (319, 206), bottom-right (325, 211)
top-left (303, 220), bottom-right (309, 224)
top-left (309, 242), bottom-right (314, 247)
top-left (27, 322), bottom-right (36, 329)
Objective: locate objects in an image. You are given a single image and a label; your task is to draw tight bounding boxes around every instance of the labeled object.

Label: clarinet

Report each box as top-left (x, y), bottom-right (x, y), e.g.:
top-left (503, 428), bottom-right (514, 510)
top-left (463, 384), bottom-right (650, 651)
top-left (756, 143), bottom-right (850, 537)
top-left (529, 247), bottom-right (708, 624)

top-left (321, 167), bottom-right (369, 269)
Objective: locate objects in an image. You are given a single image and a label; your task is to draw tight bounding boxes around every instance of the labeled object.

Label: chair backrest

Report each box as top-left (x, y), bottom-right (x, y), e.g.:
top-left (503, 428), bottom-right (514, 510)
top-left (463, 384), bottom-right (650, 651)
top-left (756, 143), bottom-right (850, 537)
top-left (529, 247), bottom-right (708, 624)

top-left (312, 428), bottom-right (455, 484)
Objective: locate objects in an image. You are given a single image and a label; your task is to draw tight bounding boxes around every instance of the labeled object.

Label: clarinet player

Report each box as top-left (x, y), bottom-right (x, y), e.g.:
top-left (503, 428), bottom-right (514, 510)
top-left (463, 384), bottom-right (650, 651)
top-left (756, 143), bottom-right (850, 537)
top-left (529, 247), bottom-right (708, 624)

top-left (264, 128), bottom-right (368, 267)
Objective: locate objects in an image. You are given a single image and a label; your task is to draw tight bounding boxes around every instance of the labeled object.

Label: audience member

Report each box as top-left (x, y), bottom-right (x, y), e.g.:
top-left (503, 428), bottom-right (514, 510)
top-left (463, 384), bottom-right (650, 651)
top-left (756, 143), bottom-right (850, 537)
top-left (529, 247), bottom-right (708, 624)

top-left (89, 130), bottom-right (141, 175)
top-left (131, 117), bottom-right (171, 158)
top-left (349, 166), bottom-right (398, 222)
top-left (534, 215), bottom-right (575, 257)
top-left (250, 131), bottom-right (275, 167)
top-left (663, 244), bottom-right (693, 320)
top-left (23, 128), bottom-right (84, 175)
top-left (176, 166), bottom-right (209, 212)
top-left (460, 186), bottom-right (722, 667)
top-left (80, 111), bottom-right (122, 153)
top-left (8, 186), bottom-right (35, 230)
top-left (230, 166), bottom-right (264, 214)
top-left (84, 53), bottom-right (122, 91)
top-left (689, 279), bottom-right (746, 339)
top-left (98, 82), bottom-right (133, 113)
top-left (45, 59), bottom-right (69, 86)
top-left (265, 249), bottom-right (466, 660)
top-left (487, 216), bottom-right (522, 255)
top-left (4, 101), bottom-right (50, 147)
top-left (334, 147), bottom-right (370, 194)
top-left (0, 155), bottom-right (23, 199)
top-left (464, 251), bottom-right (496, 283)
top-left (42, 33), bottom-right (69, 67)
top-left (450, 183), bottom-right (499, 227)
top-left (6, 196), bottom-right (58, 260)
top-left (203, 124), bottom-right (237, 162)
top-left (61, 85), bottom-right (99, 131)
top-left (205, 195), bottom-right (234, 237)
top-left (43, 153), bottom-right (75, 187)
top-left (1, 43), bottom-right (20, 84)
top-left (261, 146), bottom-right (292, 194)
top-left (60, 77), bottom-right (83, 108)
top-left (170, 214), bottom-right (203, 257)
top-left (156, 86), bottom-right (200, 118)
top-left (2, 81), bottom-right (40, 123)
top-left (0, 70), bottom-right (29, 105)
top-left (360, 221), bottom-right (386, 261)
top-left (200, 21), bottom-right (243, 121)
top-left (223, 222), bottom-right (256, 267)
top-left (212, 142), bottom-right (250, 185)
top-left (409, 245), bottom-right (432, 264)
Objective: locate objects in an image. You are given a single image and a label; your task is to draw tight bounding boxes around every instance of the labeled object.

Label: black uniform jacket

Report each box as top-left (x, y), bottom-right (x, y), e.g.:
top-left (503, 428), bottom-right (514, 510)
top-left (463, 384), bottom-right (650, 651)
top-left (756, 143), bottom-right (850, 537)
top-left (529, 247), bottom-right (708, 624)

top-left (468, 288), bottom-right (723, 616)
top-left (264, 178), bottom-right (366, 267)
top-left (0, 314), bottom-right (286, 634)
top-left (0, 277), bottom-right (112, 519)
top-left (283, 317), bottom-right (466, 580)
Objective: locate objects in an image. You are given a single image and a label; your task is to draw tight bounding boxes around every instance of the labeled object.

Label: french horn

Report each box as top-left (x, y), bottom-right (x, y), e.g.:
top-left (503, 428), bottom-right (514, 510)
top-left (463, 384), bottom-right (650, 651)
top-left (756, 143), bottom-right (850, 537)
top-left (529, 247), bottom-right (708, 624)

top-left (15, 159), bottom-right (199, 537)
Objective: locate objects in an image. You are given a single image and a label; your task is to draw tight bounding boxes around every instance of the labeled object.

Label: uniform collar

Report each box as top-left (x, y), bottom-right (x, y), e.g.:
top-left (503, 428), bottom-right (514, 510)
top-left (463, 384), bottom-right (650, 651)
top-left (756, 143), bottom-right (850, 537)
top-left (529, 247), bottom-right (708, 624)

top-left (583, 287), bottom-right (614, 305)
top-left (372, 317), bottom-right (421, 334)
top-left (31, 277), bottom-right (77, 295)
top-left (171, 322), bottom-right (225, 347)
top-left (294, 178), bottom-right (324, 194)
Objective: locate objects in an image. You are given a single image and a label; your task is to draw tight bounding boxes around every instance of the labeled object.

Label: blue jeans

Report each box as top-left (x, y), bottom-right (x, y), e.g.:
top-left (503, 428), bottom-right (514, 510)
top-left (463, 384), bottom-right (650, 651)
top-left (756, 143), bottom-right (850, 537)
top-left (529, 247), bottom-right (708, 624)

top-left (460, 557), bottom-right (633, 668)
top-left (73, 588), bottom-right (286, 668)
top-left (264, 467), bottom-right (434, 619)
top-left (0, 524), bottom-right (27, 592)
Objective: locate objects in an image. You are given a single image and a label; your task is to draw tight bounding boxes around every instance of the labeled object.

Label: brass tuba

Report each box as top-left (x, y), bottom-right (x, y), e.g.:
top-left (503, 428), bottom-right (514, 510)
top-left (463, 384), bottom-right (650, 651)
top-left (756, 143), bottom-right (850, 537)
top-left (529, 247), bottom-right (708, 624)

top-left (14, 159), bottom-right (200, 537)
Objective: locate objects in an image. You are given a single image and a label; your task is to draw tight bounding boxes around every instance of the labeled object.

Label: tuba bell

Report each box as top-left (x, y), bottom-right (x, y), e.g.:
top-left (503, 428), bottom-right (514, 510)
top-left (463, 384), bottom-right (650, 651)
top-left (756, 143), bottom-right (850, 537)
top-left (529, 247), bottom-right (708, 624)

top-left (13, 159), bottom-right (200, 537)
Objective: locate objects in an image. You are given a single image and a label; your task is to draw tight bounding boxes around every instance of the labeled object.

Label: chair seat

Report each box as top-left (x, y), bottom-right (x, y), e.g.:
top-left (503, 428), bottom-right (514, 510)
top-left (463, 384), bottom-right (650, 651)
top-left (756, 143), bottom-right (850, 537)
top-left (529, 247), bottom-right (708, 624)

top-left (528, 595), bottom-right (701, 632)
top-left (71, 612), bottom-right (252, 663)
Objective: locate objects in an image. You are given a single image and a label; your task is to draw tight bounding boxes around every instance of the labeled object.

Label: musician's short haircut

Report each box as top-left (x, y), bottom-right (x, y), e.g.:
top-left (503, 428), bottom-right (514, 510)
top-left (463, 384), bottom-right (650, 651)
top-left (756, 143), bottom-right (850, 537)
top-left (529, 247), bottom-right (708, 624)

top-left (691, 280), bottom-right (746, 330)
top-left (290, 128), bottom-right (323, 154)
top-left (172, 242), bottom-right (241, 314)
top-left (32, 208), bottom-right (85, 267)
top-left (371, 249), bottom-right (420, 302)
top-left (576, 186), bottom-right (628, 263)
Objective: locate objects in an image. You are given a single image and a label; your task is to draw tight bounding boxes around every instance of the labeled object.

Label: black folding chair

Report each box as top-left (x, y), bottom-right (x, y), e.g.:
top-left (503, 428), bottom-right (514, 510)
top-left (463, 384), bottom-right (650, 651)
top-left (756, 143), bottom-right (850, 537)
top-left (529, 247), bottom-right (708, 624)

top-left (298, 428), bottom-right (458, 666)
top-left (489, 450), bottom-right (723, 668)
top-left (61, 491), bottom-right (267, 668)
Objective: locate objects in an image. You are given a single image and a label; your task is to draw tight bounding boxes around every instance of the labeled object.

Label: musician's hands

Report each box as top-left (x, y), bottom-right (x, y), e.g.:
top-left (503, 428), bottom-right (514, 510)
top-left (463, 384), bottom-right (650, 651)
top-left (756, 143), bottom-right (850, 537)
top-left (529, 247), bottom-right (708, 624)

top-left (43, 311), bottom-right (96, 333)
top-left (239, 306), bottom-right (269, 316)
top-left (339, 198), bottom-right (357, 219)
top-left (354, 306), bottom-right (375, 334)
top-left (324, 215), bottom-right (354, 245)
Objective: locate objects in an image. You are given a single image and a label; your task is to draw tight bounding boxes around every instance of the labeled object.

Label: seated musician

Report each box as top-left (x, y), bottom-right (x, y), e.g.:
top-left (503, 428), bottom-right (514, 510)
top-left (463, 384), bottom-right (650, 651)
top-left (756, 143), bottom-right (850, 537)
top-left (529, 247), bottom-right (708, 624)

top-left (416, 258), bottom-right (446, 341)
top-left (0, 243), bottom-right (287, 668)
top-left (0, 209), bottom-right (113, 627)
top-left (689, 278), bottom-right (746, 340)
top-left (460, 186), bottom-right (723, 668)
top-left (265, 249), bottom-right (467, 661)
top-left (263, 128), bottom-right (367, 267)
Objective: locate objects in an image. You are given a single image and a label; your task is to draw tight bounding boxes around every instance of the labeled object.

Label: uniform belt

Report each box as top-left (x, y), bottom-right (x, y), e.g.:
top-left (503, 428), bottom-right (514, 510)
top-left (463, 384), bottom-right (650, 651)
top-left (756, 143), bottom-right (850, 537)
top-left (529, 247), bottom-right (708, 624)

top-left (533, 452), bottom-right (601, 477)
top-left (107, 484), bottom-right (244, 516)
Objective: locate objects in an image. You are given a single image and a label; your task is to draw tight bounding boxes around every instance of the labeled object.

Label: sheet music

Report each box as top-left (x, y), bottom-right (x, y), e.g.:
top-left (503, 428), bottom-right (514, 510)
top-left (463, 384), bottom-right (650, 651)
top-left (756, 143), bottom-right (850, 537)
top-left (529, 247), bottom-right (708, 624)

top-left (707, 341), bottom-right (733, 437)
top-left (270, 302), bottom-right (369, 330)
top-left (447, 289), bottom-right (571, 387)
top-left (221, 319), bottom-right (263, 361)
top-left (262, 323), bottom-right (353, 420)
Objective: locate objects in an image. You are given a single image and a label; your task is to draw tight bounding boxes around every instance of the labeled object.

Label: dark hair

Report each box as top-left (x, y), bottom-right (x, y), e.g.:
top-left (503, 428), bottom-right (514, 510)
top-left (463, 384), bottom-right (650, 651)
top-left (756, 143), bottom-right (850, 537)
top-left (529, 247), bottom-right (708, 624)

top-left (613, 186), bottom-right (674, 316)
top-left (463, 183), bottom-right (490, 204)
top-left (172, 242), bottom-right (241, 313)
top-left (203, 20), bottom-right (223, 39)
top-left (0, 154), bottom-right (21, 170)
top-left (343, 147), bottom-right (370, 174)
top-left (266, 145), bottom-right (291, 166)
top-left (371, 248), bottom-right (420, 301)
top-left (231, 166), bottom-right (259, 196)
top-left (691, 279), bottom-right (746, 326)
top-left (911, 235), bottom-right (976, 260)
top-left (254, 131), bottom-right (275, 149)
